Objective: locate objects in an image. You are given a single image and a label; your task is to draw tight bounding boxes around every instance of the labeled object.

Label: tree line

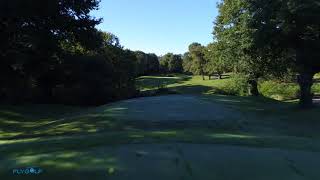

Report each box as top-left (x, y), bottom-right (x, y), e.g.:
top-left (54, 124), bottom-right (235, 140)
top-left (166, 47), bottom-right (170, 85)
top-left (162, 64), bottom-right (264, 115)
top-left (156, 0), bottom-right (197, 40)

top-left (1, 0), bottom-right (319, 107)
top-left (211, 0), bottom-right (320, 107)
top-left (0, 0), bottom-right (163, 106)
top-left (169, 0), bottom-right (319, 108)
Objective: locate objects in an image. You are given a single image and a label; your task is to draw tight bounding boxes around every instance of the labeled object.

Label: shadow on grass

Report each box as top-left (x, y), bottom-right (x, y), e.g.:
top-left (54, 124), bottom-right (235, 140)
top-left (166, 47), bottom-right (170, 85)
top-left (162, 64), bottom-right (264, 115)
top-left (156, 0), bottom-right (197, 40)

top-left (0, 144), bottom-right (119, 180)
top-left (0, 106), bottom-right (125, 140)
top-left (2, 129), bottom-right (320, 164)
top-left (2, 129), bottom-right (319, 157)
top-left (136, 75), bottom-right (192, 90)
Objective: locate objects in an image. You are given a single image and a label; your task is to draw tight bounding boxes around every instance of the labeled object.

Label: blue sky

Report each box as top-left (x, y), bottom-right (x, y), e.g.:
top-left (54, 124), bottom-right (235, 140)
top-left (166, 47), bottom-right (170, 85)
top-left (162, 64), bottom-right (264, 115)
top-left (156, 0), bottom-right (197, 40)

top-left (91, 0), bottom-right (219, 55)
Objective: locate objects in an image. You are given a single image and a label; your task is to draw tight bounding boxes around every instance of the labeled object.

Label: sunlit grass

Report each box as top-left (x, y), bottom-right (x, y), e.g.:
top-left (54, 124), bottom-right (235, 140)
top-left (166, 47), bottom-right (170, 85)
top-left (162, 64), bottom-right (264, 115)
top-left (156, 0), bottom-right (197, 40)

top-left (137, 75), bottom-right (234, 95)
top-left (137, 74), bottom-right (320, 101)
top-left (207, 133), bottom-right (256, 139)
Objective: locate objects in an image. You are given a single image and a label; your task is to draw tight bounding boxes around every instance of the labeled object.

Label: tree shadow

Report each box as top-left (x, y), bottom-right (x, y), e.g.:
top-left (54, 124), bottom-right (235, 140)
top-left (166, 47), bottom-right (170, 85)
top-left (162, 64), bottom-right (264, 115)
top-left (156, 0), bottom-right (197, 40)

top-left (136, 75), bottom-right (192, 90)
top-left (0, 105), bottom-right (124, 140)
top-left (0, 141), bottom-right (120, 180)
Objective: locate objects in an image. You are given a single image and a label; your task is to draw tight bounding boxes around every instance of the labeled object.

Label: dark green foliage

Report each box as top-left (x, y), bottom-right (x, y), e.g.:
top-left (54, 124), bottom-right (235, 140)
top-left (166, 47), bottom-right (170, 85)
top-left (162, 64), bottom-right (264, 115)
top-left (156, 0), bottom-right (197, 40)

top-left (212, 0), bottom-right (263, 96)
top-left (0, 1), bottom-right (138, 105)
top-left (204, 42), bottom-right (232, 79)
top-left (134, 51), bottom-right (160, 76)
top-left (259, 81), bottom-right (300, 101)
top-left (211, 0), bottom-right (320, 104)
top-left (188, 43), bottom-right (207, 80)
top-left (183, 42), bottom-right (232, 80)
top-left (246, 0), bottom-right (320, 107)
top-left (182, 52), bottom-right (193, 74)
top-left (160, 53), bottom-right (183, 73)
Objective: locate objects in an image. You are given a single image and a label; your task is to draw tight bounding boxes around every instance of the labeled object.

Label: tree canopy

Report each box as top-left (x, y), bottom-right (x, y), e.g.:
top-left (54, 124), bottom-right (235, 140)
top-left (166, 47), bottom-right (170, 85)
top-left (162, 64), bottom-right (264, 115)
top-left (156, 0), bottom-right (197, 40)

top-left (246, 0), bottom-right (320, 106)
top-left (160, 53), bottom-right (183, 73)
top-left (0, 0), bottom-right (142, 105)
top-left (210, 0), bottom-right (320, 104)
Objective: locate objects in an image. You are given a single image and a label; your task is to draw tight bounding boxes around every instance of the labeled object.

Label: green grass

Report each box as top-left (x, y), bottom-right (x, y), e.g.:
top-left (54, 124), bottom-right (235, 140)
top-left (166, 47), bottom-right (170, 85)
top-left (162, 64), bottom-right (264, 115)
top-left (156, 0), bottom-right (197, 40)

top-left (1, 74), bottom-right (320, 179)
top-left (1, 98), bottom-right (320, 179)
top-left (137, 74), bottom-right (320, 100)
top-left (137, 74), bottom-right (241, 95)
top-left (1, 94), bottom-right (320, 149)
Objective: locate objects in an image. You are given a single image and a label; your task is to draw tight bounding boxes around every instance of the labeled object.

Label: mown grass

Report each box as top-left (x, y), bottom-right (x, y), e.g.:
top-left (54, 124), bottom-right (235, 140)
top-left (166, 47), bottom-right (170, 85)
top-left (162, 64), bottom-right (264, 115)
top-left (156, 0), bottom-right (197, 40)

top-left (2, 128), bottom-right (320, 180)
top-left (136, 75), bottom-right (239, 95)
top-left (1, 94), bottom-right (320, 145)
top-left (137, 73), bottom-right (320, 100)
top-left (1, 74), bottom-right (320, 179)
top-left (2, 74), bottom-right (318, 141)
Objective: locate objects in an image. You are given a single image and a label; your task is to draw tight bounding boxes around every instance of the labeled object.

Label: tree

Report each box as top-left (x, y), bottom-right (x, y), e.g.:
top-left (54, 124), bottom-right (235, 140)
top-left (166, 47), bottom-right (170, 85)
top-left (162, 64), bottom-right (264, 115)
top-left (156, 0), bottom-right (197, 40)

top-left (101, 32), bottom-right (122, 48)
top-left (204, 42), bottom-right (232, 79)
top-left (146, 53), bottom-right (160, 75)
top-left (0, 0), bottom-right (102, 103)
top-left (160, 53), bottom-right (183, 73)
top-left (182, 52), bottom-right (193, 74)
top-left (188, 43), bottom-right (207, 80)
top-left (0, 1), bottom-right (142, 106)
top-left (134, 51), bottom-right (160, 76)
top-left (247, 0), bottom-right (320, 107)
top-left (134, 51), bottom-right (148, 75)
top-left (213, 0), bottom-right (281, 96)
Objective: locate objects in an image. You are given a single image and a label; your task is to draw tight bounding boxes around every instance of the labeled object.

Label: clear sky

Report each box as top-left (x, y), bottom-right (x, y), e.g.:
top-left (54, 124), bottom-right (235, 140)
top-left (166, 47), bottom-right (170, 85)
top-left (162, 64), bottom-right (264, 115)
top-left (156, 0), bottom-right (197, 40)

top-left (91, 0), bottom-right (219, 56)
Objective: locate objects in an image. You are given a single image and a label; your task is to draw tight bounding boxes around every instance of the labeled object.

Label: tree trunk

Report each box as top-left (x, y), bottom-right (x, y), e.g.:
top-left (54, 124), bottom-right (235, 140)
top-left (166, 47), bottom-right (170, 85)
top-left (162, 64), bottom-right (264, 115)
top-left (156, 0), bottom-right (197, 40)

top-left (218, 74), bottom-right (222, 79)
top-left (297, 72), bottom-right (314, 108)
top-left (248, 79), bottom-right (259, 96)
top-left (209, 75), bottom-right (211, 80)
top-left (202, 74), bottom-right (205, 80)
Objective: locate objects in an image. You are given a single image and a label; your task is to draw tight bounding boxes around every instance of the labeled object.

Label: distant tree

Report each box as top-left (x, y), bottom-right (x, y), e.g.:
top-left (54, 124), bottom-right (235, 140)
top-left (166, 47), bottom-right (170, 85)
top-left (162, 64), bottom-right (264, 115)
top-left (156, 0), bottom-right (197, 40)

top-left (204, 42), bottom-right (231, 80)
top-left (147, 53), bottom-right (160, 74)
top-left (134, 51), bottom-right (148, 75)
top-left (188, 43), bottom-right (206, 80)
top-left (182, 52), bottom-right (193, 74)
top-left (160, 53), bottom-right (183, 73)
top-left (134, 51), bottom-right (160, 76)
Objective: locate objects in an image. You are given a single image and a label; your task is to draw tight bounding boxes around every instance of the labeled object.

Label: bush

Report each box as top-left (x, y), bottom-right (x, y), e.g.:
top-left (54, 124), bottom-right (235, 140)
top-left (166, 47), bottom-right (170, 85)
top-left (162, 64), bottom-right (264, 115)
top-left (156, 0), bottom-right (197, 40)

top-left (259, 81), bottom-right (299, 100)
top-left (219, 74), bottom-right (248, 96)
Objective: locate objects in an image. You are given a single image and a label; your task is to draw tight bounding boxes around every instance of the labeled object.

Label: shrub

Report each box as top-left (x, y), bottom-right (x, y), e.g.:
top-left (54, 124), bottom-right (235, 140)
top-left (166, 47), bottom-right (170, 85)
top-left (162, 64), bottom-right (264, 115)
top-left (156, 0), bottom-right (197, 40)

top-left (259, 81), bottom-right (299, 100)
top-left (219, 74), bottom-right (248, 96)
